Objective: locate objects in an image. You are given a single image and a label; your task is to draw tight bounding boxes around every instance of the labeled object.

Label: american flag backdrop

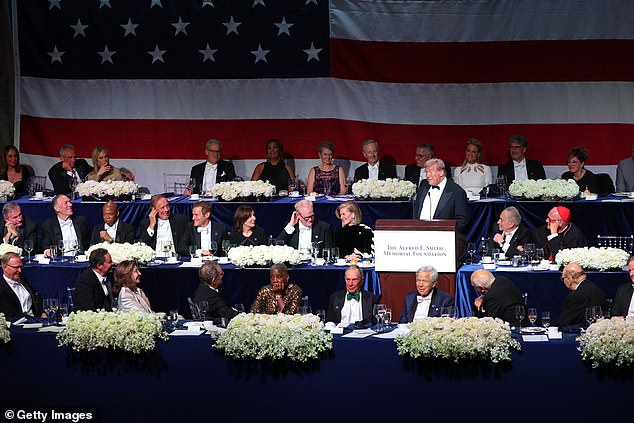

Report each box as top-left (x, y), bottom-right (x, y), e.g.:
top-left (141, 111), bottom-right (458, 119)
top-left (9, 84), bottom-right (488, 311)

top-left (13, 0), bottom-right (634, 192)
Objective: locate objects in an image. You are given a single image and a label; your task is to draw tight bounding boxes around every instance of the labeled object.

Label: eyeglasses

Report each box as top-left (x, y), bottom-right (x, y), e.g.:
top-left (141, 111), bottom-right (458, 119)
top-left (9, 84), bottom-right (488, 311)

top-left (6, 264), bottom-right (23, 269)
top-left (298, 212), bottom-right (315, 221)
top-left (416, 154), bottom-right (431, 159)
top-left (207, 149), bottom-right (221, 155)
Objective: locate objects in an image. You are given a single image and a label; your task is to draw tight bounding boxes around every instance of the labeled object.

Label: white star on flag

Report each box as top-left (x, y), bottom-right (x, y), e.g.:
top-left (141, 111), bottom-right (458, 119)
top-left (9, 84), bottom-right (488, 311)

top-left (99, 0), bottom-right (111, 8)
top-left (199, 43), bottom-right (218, 63)
top-left (303, 42), bottom-right (322, 62)
top-left (150, 0), bottom-right (162, 8)
top-left (47, 45), bottom-right (64, 64)
top-left (251, 44), bottom-right (270, 63)
top-left (171, 17), bottom-right (190, 36)
top-left (120, 18), bottom-right (139, 37)
top-left (253, 0), bottom-right (265, 7)
top-left (97, 46), bottom-right (116, 64)
top-left (48, 0), bottom-right (61, 10)
top-left (223, 16), bottom-right (241, 36)
top-left (147, 44), bottom-right (166, 64)
top-left (306, 0), bottom-right (318, 5)
top-left (274, 17), bottom-right (294, 36)
top-left (202, 0), bottom-right (214, 7)
top-left (70, 18), bottom-right (88, 38)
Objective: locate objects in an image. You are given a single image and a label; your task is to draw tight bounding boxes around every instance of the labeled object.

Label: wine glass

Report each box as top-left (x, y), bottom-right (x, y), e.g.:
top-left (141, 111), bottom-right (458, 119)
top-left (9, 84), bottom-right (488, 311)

top-left (373, 304), bottom-right (386, 329)
top-left (43, 299), bottom-right (53, 325)
top-left (322, 248), bottom-right (331, 265)
top-left (169, 309), bottom-right (179, 330)
top-left (477, 238), bottom-right (489, 261)
top-left (70, 241), bottom-right (79, 263)
top-left (57, 240), bottom-right (66, 262)
top-left (383, 308), bottom-right (392, 326)
top-left (163, 240), bottom-right (173, 259)
top-left (316, 309), bottom-right (326, 322)
top-left (541, 311), bottom-right (551, 329)
top-left (331, 247), bottom-right (340, 262)
top-left (187, 178), bottom-right (196, 195)
top-left (188, 245), bottom-right (197, 261)
top-left (585, 307), bottom-right (595, 327)
top-left (23, 240), bottom-right (33, 263)
top-left (496, 175), bottom-right (507, 197)
top-left (535, 248), bottom-right (545, 262)
top-left (197, 301), bottom-right (209, 321)
top-left (209, 241), bottom-right (218, 256)
top-left (287, 177), bottom-right (296, 193)
top-left (466, 242), bottom-right (476, 264)
top-left (310, 241), bottom-right (320, 266)
top-left (234, 303), bottom-right (245, 313)
top-left (527, 307), bottom-right (537, 326)
top-left (58, 302), bottom-right (69, 322)
top-left (592, 305), bottom-right (603, 322)
top-left (514, 305), bottom-right (525, 331)
top-left (440, 306), bottom-right (454, 318)
top-left (524, 243), bottom-right (536, 263)
top-left (49, 244), bottom-right (58, 263)
top-left (222, 239), bottom-right (231, 256)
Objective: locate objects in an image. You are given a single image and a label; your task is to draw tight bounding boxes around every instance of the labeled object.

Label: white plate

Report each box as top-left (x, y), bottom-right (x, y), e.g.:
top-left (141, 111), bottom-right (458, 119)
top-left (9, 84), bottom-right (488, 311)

top-left (521, 327), bottom-right (546, 334)
top-left (333, 262), bottom-right (348, 267)
top-left (496, 260), bottom-right (512, 266)
top-left (358, 262), bottom-right (374, 268)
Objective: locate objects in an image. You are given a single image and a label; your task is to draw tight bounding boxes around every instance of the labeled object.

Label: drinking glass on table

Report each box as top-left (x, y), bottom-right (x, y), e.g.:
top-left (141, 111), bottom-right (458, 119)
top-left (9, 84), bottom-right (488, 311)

top-left (49, 244), bottom-right (58, 263)
top-left (496, 175), bottom-right (507, 197)
top-left (169, 309), bottom-right (179, 330)
top-left (316, 309), bottom-right (326, 322)
top-left (514, 305), bottom-right (525, 330)
top-left (209, 241), bottom-right (218, 256)
top-left (57, 240), bottom-right (66, 261)
top-left (322, 248), bottom-right (331, 264)
top-left (477, 238), bottom-right (489, 260)
top-left (527, 307), bottom-right (537, 326)
top-left (331, 247), bottom-right (340, 262)
top-left (541, 311), bottom-right (551, 329)
top-left (23, 240), bottom-right (33, 263)
top-left (234, 303), bottom-right (245, 313)
top-left (197, 301), bottom-right (209, 320)
top-left (373, 304), bottom-right (386, 329)
top-left (535, 248), bottom-right (545, 262)
top-left (524, 243), bottom-right (535, 262)
top-left (188, 245), bottom-right (197, 261)
top-left (383, 308), bottom-right (392, 326)
top-left (466, 242), bottom-right (476, 264)
top-left (222, 239), bottom-right (231, 256)
top-left (585, 307), bottom-right (595, 327)
top-left (592, 306), bottom-right (603, 322)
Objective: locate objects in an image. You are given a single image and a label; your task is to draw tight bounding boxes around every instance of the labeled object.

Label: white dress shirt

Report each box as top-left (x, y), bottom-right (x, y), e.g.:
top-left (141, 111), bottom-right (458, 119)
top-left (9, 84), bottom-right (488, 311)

top-left (198, 223), bottom-right (212, 250)
top-left (284, 221), bottom-right (312, 251)
top-left (5, 275), bottom-right (33, 316)
top-left (418, 168), bottom-right (427, 185)
top-left (513, 159), bottom-right (529, 181)
top-left (202, 162), bottom-right (218, 193)
top-left (367, 163), bottom-right (379, 180)
top-left (92, 269), bottom-right (109, 296)
top-left (340, 292), bottom-right (363, 325)
top-left (420, 177), bottom-right (447, 220)
top-left (104, 220), bottom-right (118, 241)
top-left (155, 219), bottom-right (174, 254)
top-left (413, 294), bottom-right (432, 320)
top-left (501, 227), bottom-right (518, 253)
top-left (58, 217), bottom-right (78, 252)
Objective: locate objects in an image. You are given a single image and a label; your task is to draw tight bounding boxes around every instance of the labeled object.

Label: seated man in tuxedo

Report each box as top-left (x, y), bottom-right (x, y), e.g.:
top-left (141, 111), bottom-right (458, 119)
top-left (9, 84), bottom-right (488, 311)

top-left (74, 248), bottom-right (114, 311)
top-left (326, 265), bottom-right (379, 325)
top-left (496, 135), bottom-right (546, 187)
top-left (488, 206), bottom-right (534, 258)
top-left (404, 143), bottom-right (434, 187)
top-left (612, 255), bottom-right (634, 317)
top-left (0, 202), bottom-right (38, 251)
top-left (399, 265), bottom-right (454, 322)
top-left (90, 201), bottom-right (135, 245)
top-left (470, 269), bottom-right (524, 323)
top-left (353, 139), bottom-right (397, 182)
top-left (554, 263), bottom-right (608, 327)
top-left (186, 139), bottom-right (236, 195)
top-left (139, 194), bottom-right (189, 257)
top-left (0, 252), bottom-right (44, 318)
top-left (276, 199), bottom-right (333, 251)
top-left (616, 142), bottom-right (634, 192)
top-left (192, 261), bottom-right (238, 322)
top-left (41, 194), bottom-right (91, 255)
top-left (188, 201), bottom-right (227, 256)
top-left (532, 206), bottom-right (587, 260)
top-left (413, 158), bottom-right (468, 232)
top-left (48, 144), bottom-right (92, 195)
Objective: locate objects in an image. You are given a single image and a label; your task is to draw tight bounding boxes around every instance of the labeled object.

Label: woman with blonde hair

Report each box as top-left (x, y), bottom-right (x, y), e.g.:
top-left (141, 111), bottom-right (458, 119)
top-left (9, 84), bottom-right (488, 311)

top-left (453, 138), bottom-right (492, 195)
top-left (86, 146), bottom-right (133, 182)
top-left (334, 201), bottom-right (374, 259)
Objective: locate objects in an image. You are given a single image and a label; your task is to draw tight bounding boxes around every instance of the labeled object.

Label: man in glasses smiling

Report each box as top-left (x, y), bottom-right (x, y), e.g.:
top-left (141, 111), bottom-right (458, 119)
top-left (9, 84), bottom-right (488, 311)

top-left (0, 252), bottom-right (44, 318)
top-left (276, 199), bottom-right (333, 251)
top-left (186, 138), bottom-right (236, 195)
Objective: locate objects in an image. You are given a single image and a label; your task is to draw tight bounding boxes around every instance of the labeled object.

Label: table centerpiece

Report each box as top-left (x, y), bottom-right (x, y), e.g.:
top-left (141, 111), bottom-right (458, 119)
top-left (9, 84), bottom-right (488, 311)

top-left (554, 247), bottom-right (629, 271)
top-left (352, 178), bottom-right (416, 200)
top-left (75, 180), bottom-right (139, 201)
top-left (86, 242), bottom-right (155, 264)
top-left (208, 180), bottom-right (275, 201)
top-left (578, 317), bottom-right (634, 368)
top-left (227, 245), bottom-right (302, 267)
top-left (508, 178), bottom-right (579, 200)
top-left (0, 180), bottom-right (15, 202)
top-left (0, 313), bottom-right (10, 343)
top-left (0, 243), bottom-right (22, 257)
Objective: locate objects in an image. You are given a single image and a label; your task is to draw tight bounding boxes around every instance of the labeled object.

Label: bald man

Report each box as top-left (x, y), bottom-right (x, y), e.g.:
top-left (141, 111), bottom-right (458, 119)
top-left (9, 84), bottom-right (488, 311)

top-left (532, 206), bottom-right (587, 260)
top-left (470, 269), bottom-right (524, 323)
top-left (554, 263), bottom-right (608, 327)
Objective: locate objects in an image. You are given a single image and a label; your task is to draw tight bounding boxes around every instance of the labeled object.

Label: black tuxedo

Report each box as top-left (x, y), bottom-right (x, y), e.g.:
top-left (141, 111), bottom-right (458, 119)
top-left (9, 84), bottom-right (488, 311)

top-left (74, 269), bottom-right (113, 312)
top-left (532, 223), bottom-right (587, 260)
top-left (90, 219), bottom-right (136, 246)
top-left (192, 284), bottom-right (238, 321)
top-left (40, 215), bottom-right (91, 253)
top-left (611, 282), bottom-right (634, 317)
top-left (413, 178), bottom-right (469, 232)
top-left (0, 275), bottom-right (43, 318)
top-left (554, 279), bottom-right (608, 327)
top-left (399, 287), bottom-right (455, 322)
top-left (353, 161), bottom-right (397, 182)
top-left (488, 223), bottom-right (534, 259)
top-left (188, 221), bottom-right (227, 253)
top-left (48, 159), bottom-right (92, 195)
top-left (139, 214), bottom-right (190, 257)
top-left (0, 216), bottom-right (38, 251)
top-left (481, 276), bottom-right (525, 323)
top-left (276, 219), bottom-right (334, 249)
top-left (404, 164), bottom-right (422, 187)
top-left (189, 160), bottom-right (236, 194)
top-left (496, 159), bottom-right (546, 187)
top-left (326, 289), bottom-right (379, 324)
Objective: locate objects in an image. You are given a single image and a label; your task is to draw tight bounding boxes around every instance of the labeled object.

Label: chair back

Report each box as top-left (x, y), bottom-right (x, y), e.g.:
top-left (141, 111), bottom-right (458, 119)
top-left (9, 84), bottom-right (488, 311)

top-left (27, 175), bottom-right (47, 195)
top-left (596, 173), bottom-right (615, 194)
top-left (596, 235), bottom-right (634, 254)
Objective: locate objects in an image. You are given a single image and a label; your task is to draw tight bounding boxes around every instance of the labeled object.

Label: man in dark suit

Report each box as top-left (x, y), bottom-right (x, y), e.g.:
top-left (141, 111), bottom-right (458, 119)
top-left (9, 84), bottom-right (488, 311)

top-left (496, 135), bottom-right (546, 187)
top-left (555, 263), bottom-right (608, 326)
top-left (353, 140), bottom-right (397, 182)
top-left (139, 194), bottom-right (190, 257)
top-left (0, 252), bottom-right (44, 318)
top-left (532, 206), bottom-right (587, 260)
top-left (0, 202), bottom-right (38, 252)
top-left (188, 201), bottom-right (227, 256)
top-left (192, 261), bottom-right (238, 322)
top-left (41, 194), bottom-right (91, 255)
top-left (470, 269), bottom-right (524, 323)
top-left (413, 158), bottom-right (468, 232)
top-left (276, 199), bottom-right (333, 250)
top-left (74, 248), bottom-right (114, 311)
top-left (488, 206), bottom-right (534, 258)
top-left (48, 144), bottom-right (92, 195)
top-left (611, 255), bottom-right (634, 317)
top-left (399, 265), bottom-right (454, 322)
top-left (90, 201), bottom-right (135, 245)
top-left (404, 143), bottom-right (434, 187)
top-left (186, 139), bottom-right (236, 195)
top-left (326, 265), bottom-right (379, 325)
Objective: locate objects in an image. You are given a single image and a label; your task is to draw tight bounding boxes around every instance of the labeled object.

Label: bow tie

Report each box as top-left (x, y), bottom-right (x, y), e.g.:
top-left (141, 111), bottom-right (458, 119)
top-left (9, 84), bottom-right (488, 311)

top-left (346, 292), bottom-right (360, 301)
top-left (197, 226), bottom-right (209, 234)
top-left (417, 295), bottom-right (430, 303)
top-left (60, 220), bottom-right (73, 228)
top-left (430, 185), bottom-right (440, 190)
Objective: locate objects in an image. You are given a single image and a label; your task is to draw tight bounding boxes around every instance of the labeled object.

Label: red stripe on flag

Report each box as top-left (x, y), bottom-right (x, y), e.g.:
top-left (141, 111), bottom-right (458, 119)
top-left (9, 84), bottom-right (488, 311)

top-left (19, 115), bottom-right (632, 166)
top-left (331, 39), bottom-right (634, 83)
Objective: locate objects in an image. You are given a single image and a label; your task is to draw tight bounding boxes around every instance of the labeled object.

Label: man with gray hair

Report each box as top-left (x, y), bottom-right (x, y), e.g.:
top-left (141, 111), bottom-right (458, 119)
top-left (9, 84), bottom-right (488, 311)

top-left (48, 144), bottom-right (92, 194)
top-left (192, 261), bottom-right (238, 321)
top-left (496, 135), bottom-right (546, 187)
top-left (353, 139), bottom-right (397, 182)
top-left (326, 265), bottom-right (379, 325)
top-left (0, 202), bottom-right (38, 251)
top-left (488, 206), bottom-right (534, 258)
top-left (399, 265), bottom-right (454, 322)
top-left (41, 194), bottom-right (91, 255)
top-left (470, 269), bottom-right (524, 322)
top-left (404, 143), bottom-right (435, 187)
top-left (187, 138), bottom-right (236, 195)
top-left (276, 199), bottom-right (333, 250)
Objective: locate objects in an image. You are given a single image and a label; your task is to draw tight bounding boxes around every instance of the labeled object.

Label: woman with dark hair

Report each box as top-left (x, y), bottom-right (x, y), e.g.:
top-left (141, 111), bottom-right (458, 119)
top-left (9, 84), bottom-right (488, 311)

top-left (250, 139), bottom-right (294, 192)
top-left (561, 146), bottom-right (599, 193)
top-left (227, 205), bottom-right (268, 246)
top-left (453, 138), bottom-right (492, 196)
top-left (334, 201), bottom-right (374, 259)
top-left (0, 146), bottom-right (31, 194)
top-left (306, 142), bottom-right (347, 196)
top-left (250, 263), bottom-right (303, 315)
top-left (114, 260), bottom-right (153, 313)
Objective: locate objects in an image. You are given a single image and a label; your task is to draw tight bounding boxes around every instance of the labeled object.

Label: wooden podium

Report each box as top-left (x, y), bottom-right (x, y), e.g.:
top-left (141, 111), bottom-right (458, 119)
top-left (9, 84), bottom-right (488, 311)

top-left (374, 219), bottom-right (465, 320)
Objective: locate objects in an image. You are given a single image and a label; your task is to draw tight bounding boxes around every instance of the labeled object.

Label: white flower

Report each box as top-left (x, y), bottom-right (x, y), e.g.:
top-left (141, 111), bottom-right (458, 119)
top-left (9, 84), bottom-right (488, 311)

top-left (352, 178), bottom-right (416, 199)
top-left (57, 310), bottom-right (168, 354)
top-left (86, 242), bottom-right (155, 264)
top-left (212, 313), bottom-right (332, 362)
top-left (0, 180), bottom-right (15, 198)
top-left (75, 180), bottom-right (139, 198)
top-left (227, 245), bottom-right (302, 267)
top-left (0, 313), bottom-right (10, 343)
top-left (395, 317), bottom-right (521, 363)
top-left (578, 318), bottom-right (634, 368)
top-left (508, 179), bottom-right (579, 199)
top-left (209, 181), bottom-right (275, 200)
top-left (555, 247), bottom-right (629, 271)
top-left (0, 243), bottom-right (22, 256)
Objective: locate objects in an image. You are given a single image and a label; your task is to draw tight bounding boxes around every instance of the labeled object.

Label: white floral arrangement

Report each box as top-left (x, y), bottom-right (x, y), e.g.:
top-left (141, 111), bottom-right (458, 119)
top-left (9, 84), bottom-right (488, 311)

top-left (0, 243), bottom-right (22, 256)
top-left (209, 180), bottom-right (275, 201)
top-left (0, 180), bottom-right (15, 198)
top-left (352, 178), bottom-right (416, 199)
top-left (227, 245), bottom-right (302, 267)
top-left (395, 317), bottom-right (521, 363)
top-left (578, 318), bottom-right (634, 368)
top-left (57, 310), bottom-right (168, 354)
top-left (212, 313), bottom-right (332, 362)
top-left (0, 313), bottom-right (10, 343)
top-left (75, 180), bottom-right (139, 198)
top-left (555, 247), bottom-right (629, 271)
top-left (86, 242), bottom-right (155, 264)
top-left (508, 178), bottom-right (579, 199)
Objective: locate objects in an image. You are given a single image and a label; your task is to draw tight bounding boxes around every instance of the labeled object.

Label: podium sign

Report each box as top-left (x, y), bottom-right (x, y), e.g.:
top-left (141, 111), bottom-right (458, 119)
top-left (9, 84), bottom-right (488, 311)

top-left (375, 230), bottom-right (456, 272)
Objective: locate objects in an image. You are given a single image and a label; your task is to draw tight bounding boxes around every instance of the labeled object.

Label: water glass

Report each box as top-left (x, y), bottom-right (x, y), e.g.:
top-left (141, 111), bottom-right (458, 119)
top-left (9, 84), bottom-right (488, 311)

top-left (316, 309), bottom-right (326, 322)
top-left (209, 241), bottom-right (218, 256)
top-left (23, 240), bottom-right (34, 262)
top-left (527, 307), bottom-right (537, 326)
top-left (384, 308), bottom-right (392, 325)
top-left (59, 302), bottom-right (69, 318)
top-left (541, 311), bottom-right (551, 328)
top-left (322, 248), bottom-right (331, 264)
top-left (197, 301), bottom-right (209, 320)
top-left (234, 303), bottom-right (245, 313)
top-left (221, 239), bottom-right (231, 255)
top-left (331, 247), bottom-right (340, 261)
top-left (49, 245), bottom-right (58, 263)
top-left (169, 309), bottom-right (179, 329)
top-left (189, 245), bottom-right (198, 260)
